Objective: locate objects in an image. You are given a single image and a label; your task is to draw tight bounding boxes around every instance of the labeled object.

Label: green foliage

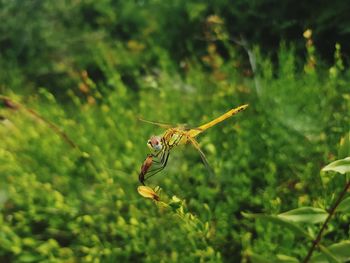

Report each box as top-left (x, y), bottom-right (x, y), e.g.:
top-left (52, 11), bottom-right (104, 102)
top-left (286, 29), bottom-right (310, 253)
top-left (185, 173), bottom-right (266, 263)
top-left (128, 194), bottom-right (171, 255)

top-left (245, 156), bottom-right (350, 262)
top-left (242, 212), bottom-right (311, 238)
top-left (1, 44), bottom-right (349, 261)
top-left (1, 0), bottom-right (350, 95)
top-left (0, 2), bottom-right (350, 262)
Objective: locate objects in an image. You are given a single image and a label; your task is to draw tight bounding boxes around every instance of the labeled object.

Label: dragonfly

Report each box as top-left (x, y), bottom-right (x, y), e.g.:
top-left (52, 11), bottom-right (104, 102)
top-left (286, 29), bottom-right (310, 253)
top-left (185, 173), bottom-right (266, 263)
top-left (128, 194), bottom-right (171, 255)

top-left (138, 104), bottom-right (248, 185)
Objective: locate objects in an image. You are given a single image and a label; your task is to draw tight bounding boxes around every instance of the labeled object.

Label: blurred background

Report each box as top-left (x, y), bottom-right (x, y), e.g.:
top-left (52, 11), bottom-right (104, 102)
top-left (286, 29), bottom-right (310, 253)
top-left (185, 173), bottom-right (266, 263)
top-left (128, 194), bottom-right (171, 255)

top-left (0, 0), bottom-right (349, 262)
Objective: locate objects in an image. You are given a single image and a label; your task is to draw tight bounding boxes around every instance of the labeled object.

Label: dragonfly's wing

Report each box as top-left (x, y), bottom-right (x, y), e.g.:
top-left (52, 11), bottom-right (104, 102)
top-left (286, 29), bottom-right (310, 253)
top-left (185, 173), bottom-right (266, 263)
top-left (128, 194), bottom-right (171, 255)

top-left (187, 137), bottom-right (215, 177)
top-left (138, 117), bottom-right (193, 130)
top-left (138, 117), bottom-right (173, 128)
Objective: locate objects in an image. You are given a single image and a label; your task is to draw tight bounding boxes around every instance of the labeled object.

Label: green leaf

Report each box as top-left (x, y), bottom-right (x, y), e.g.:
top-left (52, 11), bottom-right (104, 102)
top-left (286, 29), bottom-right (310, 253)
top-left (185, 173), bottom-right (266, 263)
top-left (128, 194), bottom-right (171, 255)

top-left (311, 241), bottom-right (350, 263)
top-left (278, 207), bottom-right (328, 224)
top-left (242, 212), bottom-right (311, 238)
top-left (318, 245), bottom-right (341, 263)
top-left (322, 157), bottom-right (350, 174)
top-left (168, 195), bottom-right (182, 210)
top-left (327, 241), bottom-right (350, 261)
top-left (276, 254), bottom-right (300, 263)
top-left (337, 196), bottom-right (350, 213)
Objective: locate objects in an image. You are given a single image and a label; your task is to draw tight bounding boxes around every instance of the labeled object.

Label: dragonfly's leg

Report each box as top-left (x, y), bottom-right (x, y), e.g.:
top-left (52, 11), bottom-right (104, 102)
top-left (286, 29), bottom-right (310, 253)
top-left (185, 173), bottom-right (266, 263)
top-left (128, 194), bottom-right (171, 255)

top-left (161, 149), bottom-right (170, 168)
top-left (144, 166), bottom-right (165, 181)
top-left (152, 158), bottom-right (161, 164)
top-left (152, 138), bottom-right (170, 161)
top-left (144, 150), bottom-right (170, 183)
top-left (152, 150), bottom-right (167, 164)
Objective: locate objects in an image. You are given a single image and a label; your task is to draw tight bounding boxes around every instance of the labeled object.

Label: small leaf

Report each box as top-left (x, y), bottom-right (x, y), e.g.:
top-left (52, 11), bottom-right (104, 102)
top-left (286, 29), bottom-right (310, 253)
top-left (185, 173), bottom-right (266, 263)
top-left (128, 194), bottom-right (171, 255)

top-left (17, 253), bottom-right (42, 263)
top-left (242, 212), bottom-right (311, 238)
top-left (137, 186), bottom-right (159, 201)
top-left (337, 196), bottom-right (350, 213)
top-left (278, 207), bottom-right (328, 224)
top-left (322, 157), bottom-right (350, 174)
top-left (276, 254), bottom-right (300, 263)
top-left (168, 195), bottom-right (182, 210)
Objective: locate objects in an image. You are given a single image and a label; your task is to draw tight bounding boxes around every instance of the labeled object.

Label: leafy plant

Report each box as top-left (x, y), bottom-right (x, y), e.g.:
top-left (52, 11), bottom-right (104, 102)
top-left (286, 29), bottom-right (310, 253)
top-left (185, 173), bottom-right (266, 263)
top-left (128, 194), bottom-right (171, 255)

top-left (244, 156), bottom-right (350, 263)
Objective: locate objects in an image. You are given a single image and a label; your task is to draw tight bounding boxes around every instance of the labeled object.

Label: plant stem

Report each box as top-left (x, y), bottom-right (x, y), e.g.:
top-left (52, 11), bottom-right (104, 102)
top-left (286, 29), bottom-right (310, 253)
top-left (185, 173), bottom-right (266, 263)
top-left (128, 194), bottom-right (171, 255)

top-left (303, 179), bottom-right (350, 263)
top-left (1, 95), bottom-right (79, 150)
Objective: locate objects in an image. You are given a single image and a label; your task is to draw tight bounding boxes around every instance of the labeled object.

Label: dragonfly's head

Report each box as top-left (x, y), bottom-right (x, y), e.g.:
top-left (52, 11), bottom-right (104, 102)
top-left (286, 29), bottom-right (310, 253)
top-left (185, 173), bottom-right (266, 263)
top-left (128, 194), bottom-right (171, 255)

top-left (147, 136), bottom-right (162, 152)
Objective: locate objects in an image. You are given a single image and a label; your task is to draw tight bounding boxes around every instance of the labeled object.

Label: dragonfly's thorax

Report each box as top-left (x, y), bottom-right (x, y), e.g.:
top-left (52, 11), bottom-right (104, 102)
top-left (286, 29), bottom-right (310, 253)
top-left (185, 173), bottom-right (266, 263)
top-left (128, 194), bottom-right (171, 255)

top-left (163, 129), bottom-right (188, 146)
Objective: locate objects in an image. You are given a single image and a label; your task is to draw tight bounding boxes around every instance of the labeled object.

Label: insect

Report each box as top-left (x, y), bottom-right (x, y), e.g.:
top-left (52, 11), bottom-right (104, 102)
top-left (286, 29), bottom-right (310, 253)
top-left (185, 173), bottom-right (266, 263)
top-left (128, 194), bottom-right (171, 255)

top-left (138, 104), bottom-right (248, 185)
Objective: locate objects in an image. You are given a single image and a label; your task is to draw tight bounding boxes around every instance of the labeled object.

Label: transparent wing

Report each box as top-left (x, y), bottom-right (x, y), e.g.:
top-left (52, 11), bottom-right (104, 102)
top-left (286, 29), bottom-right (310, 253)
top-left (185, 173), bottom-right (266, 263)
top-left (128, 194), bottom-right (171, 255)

top-left (138, 117), bottom-right (173, 128)
top-left (138, 117), bottom-right (192, 130)
top-left (187, 137), bottom-right (215, 177)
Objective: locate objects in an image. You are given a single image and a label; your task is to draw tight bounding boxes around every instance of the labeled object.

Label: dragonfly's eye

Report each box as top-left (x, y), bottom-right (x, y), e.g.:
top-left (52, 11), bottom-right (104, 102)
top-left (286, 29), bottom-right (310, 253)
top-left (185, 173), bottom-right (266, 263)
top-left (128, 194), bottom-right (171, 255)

top-left (148, 136), bottom-right (162, 151)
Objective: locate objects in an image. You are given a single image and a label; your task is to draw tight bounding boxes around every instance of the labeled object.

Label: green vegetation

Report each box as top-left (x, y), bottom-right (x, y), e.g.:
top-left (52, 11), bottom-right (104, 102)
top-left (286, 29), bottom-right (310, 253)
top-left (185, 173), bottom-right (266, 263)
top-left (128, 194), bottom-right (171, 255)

top-left (1, 1), bottom-right (349, 262)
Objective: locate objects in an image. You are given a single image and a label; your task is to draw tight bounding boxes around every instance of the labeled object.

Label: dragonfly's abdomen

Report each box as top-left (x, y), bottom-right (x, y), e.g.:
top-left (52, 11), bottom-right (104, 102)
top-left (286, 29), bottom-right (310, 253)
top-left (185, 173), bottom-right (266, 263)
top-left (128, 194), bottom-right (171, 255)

top-left (188, 104), bottom-right (249, 137)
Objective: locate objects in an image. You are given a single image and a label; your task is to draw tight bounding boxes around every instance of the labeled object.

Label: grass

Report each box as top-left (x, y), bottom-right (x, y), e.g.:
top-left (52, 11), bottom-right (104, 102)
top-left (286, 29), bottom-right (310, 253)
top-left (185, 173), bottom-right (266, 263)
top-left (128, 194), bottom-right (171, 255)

top-left (1, 35), bottom-right (349, 262)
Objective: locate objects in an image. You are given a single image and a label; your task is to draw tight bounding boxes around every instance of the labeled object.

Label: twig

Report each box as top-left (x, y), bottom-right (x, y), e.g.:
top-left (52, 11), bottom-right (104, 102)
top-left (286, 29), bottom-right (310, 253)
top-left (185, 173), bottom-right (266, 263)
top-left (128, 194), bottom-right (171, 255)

top-left (0, 95), bottom-right (79, 150)
top-left (0, 94), bottom-right (118, 182)
top-left (303, 180), bottom-right (350, 263)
